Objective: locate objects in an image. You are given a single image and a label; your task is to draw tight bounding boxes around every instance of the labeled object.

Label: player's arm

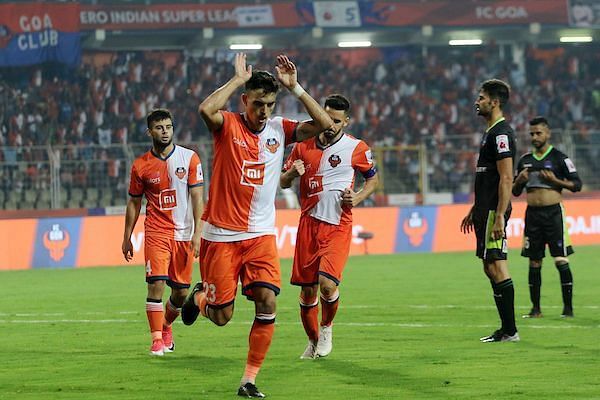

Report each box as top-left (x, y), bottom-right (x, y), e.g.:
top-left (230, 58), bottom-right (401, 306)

top-left (189, 186), bottom-right (204, 258)
top-left (512, 157), bottom-right (528, 196)
top-left (274, 54), bottom-right (333, 142)
top-left (122, 195), bottom-right (142, 262)
top-left (280, 159), bottom-right (305, 189)
top-left (493, 157), bottom-right (513, 240)
top-left (198, 53), bottom-right (252, 132)
top-left (342, 172), bottom-right (379, 207)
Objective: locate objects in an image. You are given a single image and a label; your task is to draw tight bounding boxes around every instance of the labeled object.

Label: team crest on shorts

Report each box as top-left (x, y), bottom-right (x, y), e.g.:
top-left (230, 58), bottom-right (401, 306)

top-left (175, 167), bottom-right (186, 179)
top-left (266, 138), bottom-right (280, 153)
top-left (328, 154), bottom-right (341, 168)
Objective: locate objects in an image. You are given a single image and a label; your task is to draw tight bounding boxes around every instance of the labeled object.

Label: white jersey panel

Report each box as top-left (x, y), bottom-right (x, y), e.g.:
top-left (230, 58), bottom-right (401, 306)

top-left (167, 146), bottom-right (196, 240)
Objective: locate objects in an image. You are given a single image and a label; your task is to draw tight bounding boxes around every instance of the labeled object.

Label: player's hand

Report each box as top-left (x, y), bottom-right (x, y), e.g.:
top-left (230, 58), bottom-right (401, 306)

top-left (289, 159), bottom-right (305, 177)
top-left (234, 53), bottom-right (252, 83)
top-left (491, 214), bottom-right (505, 241)
top-left (191, 231), bottom-right (201, 258)
top-left (515, 168), bottom-right (529, 184)
top-left (275, 54), bottom-right (298, 90)
top-left (341, 188), bottom-right (359, 207)
top-left (122, 238), bottom-right (134, 262)
top-left (539, 169), bottom-right (558, 184)
top-left (460, 210), bottom-right (474, 234)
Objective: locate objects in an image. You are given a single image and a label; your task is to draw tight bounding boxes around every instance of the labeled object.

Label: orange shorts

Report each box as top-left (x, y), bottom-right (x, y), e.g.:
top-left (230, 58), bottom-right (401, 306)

top-left (291, 215), bottom-right (352, 287)
top-left (144, 235), bottom-right (194, 289)
top-left (199, 235), bottom-right (281, 307)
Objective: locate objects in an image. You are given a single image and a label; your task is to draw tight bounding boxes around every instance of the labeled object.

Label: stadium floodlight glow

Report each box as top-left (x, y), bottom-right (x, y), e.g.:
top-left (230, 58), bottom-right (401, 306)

top-left (337, 41), bottom-right (372, 48)
top-left (229, 44), bottom-right (263, 50)
top-left (449, 39), bottom-right (483, 46)
top-left (559, 36), bottom-right (593, 43)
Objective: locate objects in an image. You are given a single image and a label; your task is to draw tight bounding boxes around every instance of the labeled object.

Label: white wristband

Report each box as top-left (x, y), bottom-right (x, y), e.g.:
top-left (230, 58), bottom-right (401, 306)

top-left (291, 83), bottom-right (305, 98)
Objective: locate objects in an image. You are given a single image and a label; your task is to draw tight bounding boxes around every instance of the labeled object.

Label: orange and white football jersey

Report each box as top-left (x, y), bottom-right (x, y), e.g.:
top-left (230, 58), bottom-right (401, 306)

top-left (284, 133), bottom-right (376, 226)
top-left (128, 145), bottom-right (204, 240)
top-left (202, 111), bottom-right (298, 233)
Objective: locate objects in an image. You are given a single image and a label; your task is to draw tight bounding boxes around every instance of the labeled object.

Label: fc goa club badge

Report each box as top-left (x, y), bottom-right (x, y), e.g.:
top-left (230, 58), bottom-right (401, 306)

top-left (175, 167), bottom-right (186, 179)
top-left (328, 154), bottom-right (341, 168)
top-left (266, 138), bottom-right (280, 153)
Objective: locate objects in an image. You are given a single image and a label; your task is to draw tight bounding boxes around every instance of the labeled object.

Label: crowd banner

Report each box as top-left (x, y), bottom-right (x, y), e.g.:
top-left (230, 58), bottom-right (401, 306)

top-left (1, 199), bottom-right (598, 270)
top-left (0, 3), bottom-right (80, 67)
top-left (79, 1), bottom-right (568, 31)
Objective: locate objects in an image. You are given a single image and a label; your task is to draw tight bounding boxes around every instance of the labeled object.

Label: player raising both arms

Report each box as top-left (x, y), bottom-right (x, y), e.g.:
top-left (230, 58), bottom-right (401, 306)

top-left (181, 53), bottom-right (333, 398)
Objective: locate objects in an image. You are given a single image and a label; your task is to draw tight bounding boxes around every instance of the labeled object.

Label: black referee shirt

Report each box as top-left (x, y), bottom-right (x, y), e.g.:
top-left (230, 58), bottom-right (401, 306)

top-left (516, 146), bottom-right (582, 193)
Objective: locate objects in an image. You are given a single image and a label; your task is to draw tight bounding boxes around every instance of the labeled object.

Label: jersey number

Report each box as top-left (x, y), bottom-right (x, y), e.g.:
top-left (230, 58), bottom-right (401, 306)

top-left (203, 282), bottom-right (217, 303)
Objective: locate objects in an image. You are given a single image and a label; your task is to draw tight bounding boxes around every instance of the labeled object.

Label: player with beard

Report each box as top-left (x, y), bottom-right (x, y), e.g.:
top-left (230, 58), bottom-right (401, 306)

top-left (122, 108), bottom-right (204, 356)
top-left (280, 94), bottom-right (378, 359)
top-left (512, 116), bottom-right (582, 318)
top-left (461, 79), bottom-right (519, 343)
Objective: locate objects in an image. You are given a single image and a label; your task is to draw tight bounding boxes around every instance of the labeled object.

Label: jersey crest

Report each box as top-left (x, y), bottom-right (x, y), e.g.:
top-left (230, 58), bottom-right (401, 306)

top-left (265, 137), bottom-right (280, 154)
top-left (328, 154), bottom-right (341, 168)
top-left (175, 167), bottom-right (186, 179)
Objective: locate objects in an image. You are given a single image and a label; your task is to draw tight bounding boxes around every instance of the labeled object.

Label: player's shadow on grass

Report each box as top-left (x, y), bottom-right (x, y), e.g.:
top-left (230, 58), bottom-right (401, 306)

top-left (315, 358), bottom-right (449, 396)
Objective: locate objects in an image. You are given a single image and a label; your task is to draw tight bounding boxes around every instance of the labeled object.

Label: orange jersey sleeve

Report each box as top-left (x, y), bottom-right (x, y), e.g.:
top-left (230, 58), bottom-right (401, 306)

top-left (282, 118), bottom-right (299, 146)
top-left (352, 141), bottom-right (376, 177)
top-left (128, 162), bottom-right (144, 197)
top-left (187, 152), bottom-right (204, 187)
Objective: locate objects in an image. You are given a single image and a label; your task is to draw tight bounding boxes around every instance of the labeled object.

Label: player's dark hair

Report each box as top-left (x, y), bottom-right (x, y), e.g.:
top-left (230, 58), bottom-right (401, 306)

top-left (480, 79), bottom-right (510, 109)
top-left (146, 108), bottom-right (173, 129)
top-left (245, 70), bottom-right (280, 94)
top-left (529, 116), bottom-right (549, 128)
top-left (324, 94), bottom-right (351, 116)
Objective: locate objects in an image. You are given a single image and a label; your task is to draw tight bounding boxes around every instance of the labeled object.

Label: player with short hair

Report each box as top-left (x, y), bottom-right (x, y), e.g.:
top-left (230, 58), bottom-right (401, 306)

top-left (512, 116), bottom-right (582, 318)
top-left (461, 79), bottom-right (520, 343)
top-left (122, 108), bottom-right (204, 356)
top-left (181, 53), bottom-right (333, 398)
top-left (280, 94), bottom-right (378, 359)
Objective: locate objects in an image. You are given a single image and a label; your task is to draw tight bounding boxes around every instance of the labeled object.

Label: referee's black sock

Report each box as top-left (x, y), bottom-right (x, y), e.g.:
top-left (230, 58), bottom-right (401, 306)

top-left (496, 278), bottom-right (517, 335)
top-left (556, 262), bottom-right (573, 310)
top-left (528, 264), bottom-right (542, 311)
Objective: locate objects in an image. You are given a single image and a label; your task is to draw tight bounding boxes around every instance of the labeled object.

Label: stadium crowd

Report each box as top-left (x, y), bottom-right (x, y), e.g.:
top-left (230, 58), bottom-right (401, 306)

top-left (0, 44), bottom-right (599, 207)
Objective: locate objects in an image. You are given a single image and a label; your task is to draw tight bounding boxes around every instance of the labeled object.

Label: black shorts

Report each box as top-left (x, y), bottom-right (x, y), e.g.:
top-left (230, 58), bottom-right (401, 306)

top-left (473, 208), bottom-right (510, 261)
top-left (521, 203), bottom-right (574, 260)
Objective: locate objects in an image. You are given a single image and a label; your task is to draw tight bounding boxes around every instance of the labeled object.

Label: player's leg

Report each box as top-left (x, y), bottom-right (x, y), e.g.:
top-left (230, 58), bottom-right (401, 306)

top-left (291, 215), bottom-right (320, 359)
top-left (523, 259), bottom-right (543, 318)
top-left (144, 235), bottom-right (171, 356)
top-left (476, 210), bottom-right (518, 342)
top-left (238, 236), bottom-right (281, 398)
top-left (547, 204), bottom-right (575, 317)
top-left (162, 239), bottom-right (194, 352)
top-left (315, 221), bottom-right (351, 357)
top-left (181, 239), bottom-right (240, 326)
top-left (521, 206), bottom-right (546, 318)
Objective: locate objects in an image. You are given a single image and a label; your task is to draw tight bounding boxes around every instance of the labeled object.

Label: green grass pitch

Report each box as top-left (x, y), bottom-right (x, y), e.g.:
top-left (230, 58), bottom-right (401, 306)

top-left (2, 246), bottom-right (599, 399)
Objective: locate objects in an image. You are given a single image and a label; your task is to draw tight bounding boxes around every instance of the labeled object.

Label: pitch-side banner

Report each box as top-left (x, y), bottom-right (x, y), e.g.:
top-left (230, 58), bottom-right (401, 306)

top-left (0, 3), bottom-right (80, 67)
top-left (1, 199), bottom-right (598, 270)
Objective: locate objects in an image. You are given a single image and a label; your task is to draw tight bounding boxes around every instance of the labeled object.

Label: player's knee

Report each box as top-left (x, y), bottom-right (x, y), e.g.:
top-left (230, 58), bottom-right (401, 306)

top-left (211, 307), bottom-right (233, 326)
top-left (147, 280), bottom-right (166, 298)
top-left (554, 257), bottom-right (569, 268)
top-left (169, 289), bottom-right (188, 307)
top-left (300, 286), bottom-right (318, 304)
top-left (529, 260), bottom-right (542, 269)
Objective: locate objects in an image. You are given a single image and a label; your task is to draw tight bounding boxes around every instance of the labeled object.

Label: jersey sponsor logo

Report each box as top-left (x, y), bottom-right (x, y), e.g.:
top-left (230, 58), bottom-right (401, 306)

top-left (543, 161), bottom-right (553, 169)
top-left (476, 167), bottom-right (487, 173)
top-left (196, 164), bottom-right (204, 181)
top-left (523, 163), bottom-right (532, 168)
top-left (175, 167), bottom-right (186, 179)
top-left (241, 160), bottom-right (266, 187)
top-left (402, 211), bottom-right (428, 247)
top-left (496, 134), bottom-right (510, 153)
top-left (145, 174), bottom-right (160, 184)
top-left (42, 224), bottom-right (71, 262)
top-left (233, 136), bottom-right (249, 149)
top-left (328, 154), bottom-right (342, 168)
top-left (307, 175), bottom-right (323, 196)
top-left (564, 158), bottom-right (577, 173)
top-left (265, 137), bottom-right (280, 154)
top-left (159, 188), bottom-right (177, 210)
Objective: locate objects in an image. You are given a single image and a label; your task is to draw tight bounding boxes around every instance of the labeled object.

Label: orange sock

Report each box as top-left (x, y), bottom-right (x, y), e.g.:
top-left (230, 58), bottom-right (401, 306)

top-left (242, 314), bottom-right (275, 385)
top-left (163, 298), bottom-right (180, 328)
top-left (194, 291), bottom-right (208, 318)
top-left (299, 295), bottom-right (319, 342)
top-left (146, 299), bottom-right (164, 339)
top-left (320, 290), bottom-right (339, 327)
